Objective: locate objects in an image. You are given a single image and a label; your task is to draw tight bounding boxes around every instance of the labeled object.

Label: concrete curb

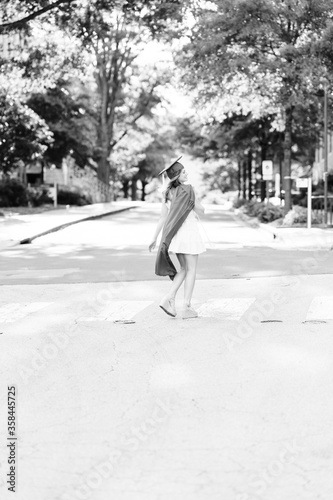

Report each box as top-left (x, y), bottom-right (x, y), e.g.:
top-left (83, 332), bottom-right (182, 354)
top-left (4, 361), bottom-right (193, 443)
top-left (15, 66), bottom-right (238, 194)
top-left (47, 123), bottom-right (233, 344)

top-left (233, 209), bottom-right (277, 239)
top-left (258, 223), bottom-right (278, 239)
top-left (19, 205), bottom-right (138, 245)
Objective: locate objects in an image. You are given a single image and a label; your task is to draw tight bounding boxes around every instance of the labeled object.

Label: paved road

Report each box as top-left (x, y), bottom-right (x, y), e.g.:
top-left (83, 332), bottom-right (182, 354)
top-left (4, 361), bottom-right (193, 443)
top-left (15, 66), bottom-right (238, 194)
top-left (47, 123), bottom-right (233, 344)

top-left (1, 205), bottom-right (333, 500)
top-left (1, 205), bottom-right (333, 285)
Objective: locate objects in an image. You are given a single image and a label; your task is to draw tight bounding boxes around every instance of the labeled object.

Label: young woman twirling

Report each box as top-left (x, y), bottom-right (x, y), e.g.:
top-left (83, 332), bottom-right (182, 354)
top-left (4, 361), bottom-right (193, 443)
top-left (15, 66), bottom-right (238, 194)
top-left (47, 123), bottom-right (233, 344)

top-left (149, 157), bottom-right (206, 319)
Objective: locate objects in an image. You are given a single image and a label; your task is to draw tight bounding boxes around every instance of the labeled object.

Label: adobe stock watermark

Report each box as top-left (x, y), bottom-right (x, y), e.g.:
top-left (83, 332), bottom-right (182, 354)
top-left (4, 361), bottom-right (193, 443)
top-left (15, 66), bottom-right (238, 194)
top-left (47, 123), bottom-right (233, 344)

top-left (224, 232), bottom-right (333, 352)
top-left (58, 396), bottom-right (176, 500)
top-left (18, 280), bottom-right (125, 385)
top-left (236, 438), bottom-right (304, 499)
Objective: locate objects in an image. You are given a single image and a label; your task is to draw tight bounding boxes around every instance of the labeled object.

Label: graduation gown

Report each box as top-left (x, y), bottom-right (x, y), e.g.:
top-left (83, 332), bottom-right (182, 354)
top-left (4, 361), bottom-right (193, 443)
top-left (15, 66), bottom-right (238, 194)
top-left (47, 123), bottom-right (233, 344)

top-left (155, 184), bottom-right (195, 280)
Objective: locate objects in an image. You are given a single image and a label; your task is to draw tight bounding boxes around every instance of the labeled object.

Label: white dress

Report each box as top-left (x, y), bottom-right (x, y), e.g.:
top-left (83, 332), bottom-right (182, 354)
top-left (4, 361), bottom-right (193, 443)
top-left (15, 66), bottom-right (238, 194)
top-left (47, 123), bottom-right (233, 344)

top-left (166, 200), bottom-right (207, 255)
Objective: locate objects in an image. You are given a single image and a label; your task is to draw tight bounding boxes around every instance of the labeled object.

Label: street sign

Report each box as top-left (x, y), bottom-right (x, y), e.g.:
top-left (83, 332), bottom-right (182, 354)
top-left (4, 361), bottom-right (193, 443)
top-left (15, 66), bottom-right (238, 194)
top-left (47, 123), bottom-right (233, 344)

top-left (262, 160), bottom-right (273, 180)
top-left (44, 168), bottom-right (64, 184)
top-left (296, 178), bottom-right (308, 189)
top-left (48, 183), bottom-right (58, 208)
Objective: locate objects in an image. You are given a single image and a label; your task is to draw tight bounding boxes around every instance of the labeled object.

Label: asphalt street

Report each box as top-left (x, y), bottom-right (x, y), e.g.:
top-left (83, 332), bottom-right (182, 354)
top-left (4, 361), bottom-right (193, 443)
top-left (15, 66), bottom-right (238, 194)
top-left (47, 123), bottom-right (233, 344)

top-left (1, 205), bottom-right (333, 284)
top-left (1, 205), bottom-right (333, 500)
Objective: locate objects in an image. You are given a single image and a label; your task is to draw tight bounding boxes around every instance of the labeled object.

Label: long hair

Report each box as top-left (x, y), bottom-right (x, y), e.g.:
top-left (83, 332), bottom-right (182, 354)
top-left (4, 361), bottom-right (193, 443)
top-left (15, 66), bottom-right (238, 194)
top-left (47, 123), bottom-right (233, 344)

top-left (164, 175), bottom-right (182, 203)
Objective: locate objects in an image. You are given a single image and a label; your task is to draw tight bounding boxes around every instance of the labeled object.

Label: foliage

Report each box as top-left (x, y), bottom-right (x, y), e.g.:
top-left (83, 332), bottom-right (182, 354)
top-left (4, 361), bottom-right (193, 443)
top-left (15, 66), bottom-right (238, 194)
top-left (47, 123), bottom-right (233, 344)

top-left (112, 114), bottom-right (175, 200)
top-left (235, 198), bottom-right (284, 223)
top-left (0, 179), bottom-right (54, 207)
top-left (27, 186), bottom-right (53, 207)
top-left (0, 178), bottom-right (28, 206)
top-left (0, 1), bottom-right (77, 34)
top-left (256, 203), bottom-right (285, 223)
top-left (27, 81), bottom-right (98, 168)
top-left (282, 205), bottom-right (323, 225)
top-left (201, 160), bottom-right (239, 193)
top-left (0, 0), bottom-right (186, 192)
top-left (57, 187), bottom-right (92, 206)
top-left (233, 197), bottom-right (247, 209)
top-left (0, 18), bottom-right (83, 101)
top-left (0, 94), bottom-right (53, 173)
top-left (180, 0), bottom-right (333, 209)
top-left (61, 0), bottom-right (185, 186)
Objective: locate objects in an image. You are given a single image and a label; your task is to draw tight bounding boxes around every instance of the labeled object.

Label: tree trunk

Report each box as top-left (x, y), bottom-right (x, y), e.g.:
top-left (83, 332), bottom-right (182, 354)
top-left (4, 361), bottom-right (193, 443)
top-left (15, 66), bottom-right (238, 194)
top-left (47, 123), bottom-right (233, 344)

top-left (242, 159), bottom-right (247, 199)
top-left (141, 180), bottom-right (147, 201)
top-left (97, 153), bottom-right (109, 185)
top-left (123, 179), bottom-right (129, 199)
top-left (97, 75), bottom-right (111, 186)
top-left (131, 179), bottom-right (137, 201)
top-left (283, 106), bottom-right (293, 212)
top-left (237, 160), bottom-right (241, 198)
top-left (247, 150), bottom-right (253, 200)
top-left (260, 146), bottom-right (267, 202)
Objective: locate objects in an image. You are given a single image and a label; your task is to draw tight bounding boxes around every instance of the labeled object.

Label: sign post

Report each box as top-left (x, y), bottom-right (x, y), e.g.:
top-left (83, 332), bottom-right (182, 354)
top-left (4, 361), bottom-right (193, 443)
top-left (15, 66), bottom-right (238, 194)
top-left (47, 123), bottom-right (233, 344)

top-left (296, 177), bottom-right (312, 228)
top-left (44, 167), bottom-right (62, 208)
top-left (275, 173), bottom-right (281, 200)
top-left (307, 177), bottom-right (312, 229)
top-left (48, 183), bottom-right (57, 207)
top-left (54, 183), bottom-right (57, 208)
top-left (262, 161), bottom-right (273, 215)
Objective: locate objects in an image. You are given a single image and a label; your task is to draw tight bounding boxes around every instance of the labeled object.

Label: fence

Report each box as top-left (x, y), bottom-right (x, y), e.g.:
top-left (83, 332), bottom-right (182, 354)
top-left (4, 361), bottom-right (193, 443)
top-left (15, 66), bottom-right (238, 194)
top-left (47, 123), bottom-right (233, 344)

top-left (68, 165), bottom-right (110, 202)
top-left (311, 196), bottom-right (333, 226)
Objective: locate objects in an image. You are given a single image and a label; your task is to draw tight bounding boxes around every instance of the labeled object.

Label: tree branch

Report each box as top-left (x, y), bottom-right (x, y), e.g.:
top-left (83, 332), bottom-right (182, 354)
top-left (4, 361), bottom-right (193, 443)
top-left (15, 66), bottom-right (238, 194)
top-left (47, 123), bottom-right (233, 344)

top-left (110, 83), bottom-right (158, 149)
top-left (0, 0), bottom-right (72, 34)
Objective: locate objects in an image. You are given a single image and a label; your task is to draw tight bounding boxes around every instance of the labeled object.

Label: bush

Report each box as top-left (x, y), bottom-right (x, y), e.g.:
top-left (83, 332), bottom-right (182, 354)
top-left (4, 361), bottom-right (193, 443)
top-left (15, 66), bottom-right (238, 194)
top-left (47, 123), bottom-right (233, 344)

top-left (244, 199), bottom-right (265, 217)
top-left (57, 188), bottom-right (92, 206)
top-left (27, 186), bottom-right (53, 207)
top-left (256, 203), bottom-right (285, 223)
top-left (0, 178), bottom-right (28, 206)
top-left (283, 206), bottom-right (323, 225)
top-left (234, 198), bottom-right (285, 223)
top-left (233, 197), bottom-right (247, 209)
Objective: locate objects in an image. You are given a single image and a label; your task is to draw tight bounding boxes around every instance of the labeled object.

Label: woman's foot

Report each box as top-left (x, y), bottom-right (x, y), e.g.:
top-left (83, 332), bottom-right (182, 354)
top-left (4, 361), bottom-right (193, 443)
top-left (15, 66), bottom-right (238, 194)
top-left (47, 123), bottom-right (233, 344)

top-left (159, 296), bottom-right (177, 317)
top-left (182, 305), bottom-right (198, 319)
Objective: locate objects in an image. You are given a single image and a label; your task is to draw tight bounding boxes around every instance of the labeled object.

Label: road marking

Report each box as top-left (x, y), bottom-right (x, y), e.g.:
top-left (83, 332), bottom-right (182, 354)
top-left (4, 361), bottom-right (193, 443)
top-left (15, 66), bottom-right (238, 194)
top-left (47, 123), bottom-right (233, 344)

top-left (306, 296), bottom-right (333, 321)
top-left (77, 300), bottom-right (154, 322)
top-left (0, 302), bottom-right (52, 323)
top-left (197, 298), bottom-right (256, 320)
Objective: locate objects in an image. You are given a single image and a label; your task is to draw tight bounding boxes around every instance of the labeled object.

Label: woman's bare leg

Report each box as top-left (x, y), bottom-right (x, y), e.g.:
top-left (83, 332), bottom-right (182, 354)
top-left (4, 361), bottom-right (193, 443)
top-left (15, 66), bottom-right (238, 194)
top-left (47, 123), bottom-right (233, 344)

top-left (183, 254), bottom-right (198, 307)
top-left (159, 254), bottom-right (187, 316)
top-left (166, 253), bottom-right (187, 299)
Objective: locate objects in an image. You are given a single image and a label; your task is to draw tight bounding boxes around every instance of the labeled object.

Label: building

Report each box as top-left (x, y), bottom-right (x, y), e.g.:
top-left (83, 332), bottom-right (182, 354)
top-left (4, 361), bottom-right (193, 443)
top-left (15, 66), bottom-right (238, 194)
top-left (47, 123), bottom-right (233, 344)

top-left (312, 133), bottom-right (333, 185)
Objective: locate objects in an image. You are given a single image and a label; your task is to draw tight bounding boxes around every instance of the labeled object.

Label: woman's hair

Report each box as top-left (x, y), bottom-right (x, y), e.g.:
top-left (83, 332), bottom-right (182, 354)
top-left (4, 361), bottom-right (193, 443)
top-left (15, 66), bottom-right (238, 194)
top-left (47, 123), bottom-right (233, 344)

top-left (164, 175), bottom-right (182, 203)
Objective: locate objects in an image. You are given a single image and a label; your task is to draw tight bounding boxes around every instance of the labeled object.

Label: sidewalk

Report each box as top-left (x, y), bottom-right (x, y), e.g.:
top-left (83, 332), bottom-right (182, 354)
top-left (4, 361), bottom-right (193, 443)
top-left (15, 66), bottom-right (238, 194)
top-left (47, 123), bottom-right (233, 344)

top-left (2, 201), bottom-right (333, 251)
top-left (234, 209), bottom-right (333, 250)
top-left (0, 201), bottom-right (139, 248)
top-left (260, 224), bottom-right (333, 249)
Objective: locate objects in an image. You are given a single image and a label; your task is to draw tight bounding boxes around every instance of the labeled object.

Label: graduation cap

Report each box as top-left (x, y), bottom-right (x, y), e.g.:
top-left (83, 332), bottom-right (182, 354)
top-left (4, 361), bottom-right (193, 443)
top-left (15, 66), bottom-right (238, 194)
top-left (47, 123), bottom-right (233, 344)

top-left (158, 156), bottom-right (183, 180)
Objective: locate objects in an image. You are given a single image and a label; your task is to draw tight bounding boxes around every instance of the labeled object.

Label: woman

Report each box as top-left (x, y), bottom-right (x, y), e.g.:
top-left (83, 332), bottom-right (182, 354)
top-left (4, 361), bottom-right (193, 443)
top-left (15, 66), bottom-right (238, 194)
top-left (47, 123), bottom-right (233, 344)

top-left (149, 157), bottom-right (206, 319)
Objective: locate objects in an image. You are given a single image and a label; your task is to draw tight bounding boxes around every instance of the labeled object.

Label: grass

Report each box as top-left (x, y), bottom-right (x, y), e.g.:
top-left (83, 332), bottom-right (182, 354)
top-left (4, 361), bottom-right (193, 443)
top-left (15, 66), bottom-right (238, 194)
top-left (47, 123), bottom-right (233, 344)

top-left (0, 205), bottom-right (66, 216)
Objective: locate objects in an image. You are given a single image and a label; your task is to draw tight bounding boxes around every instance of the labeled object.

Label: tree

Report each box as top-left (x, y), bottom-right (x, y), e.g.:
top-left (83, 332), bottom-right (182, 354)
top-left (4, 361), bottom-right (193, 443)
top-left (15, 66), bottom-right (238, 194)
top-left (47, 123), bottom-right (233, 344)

top-left (0, 0), bottom-right (185, 188)
top-left (0, 94), bottom-right (53, 173)
top-left (27, 80), bottom-right (98, 168)
top-left (132, 137), bottom-right (171, 200)
top-left (66, 0), bottom-right (184, 193)
top-left (0, 1), bottom-right (75, 34)
top-left (0, 13), bottom-right (83, 99)
top-left (112, 113), bottom-right (175, 200)
top-left (181, 0), bottom-right (333, 210)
